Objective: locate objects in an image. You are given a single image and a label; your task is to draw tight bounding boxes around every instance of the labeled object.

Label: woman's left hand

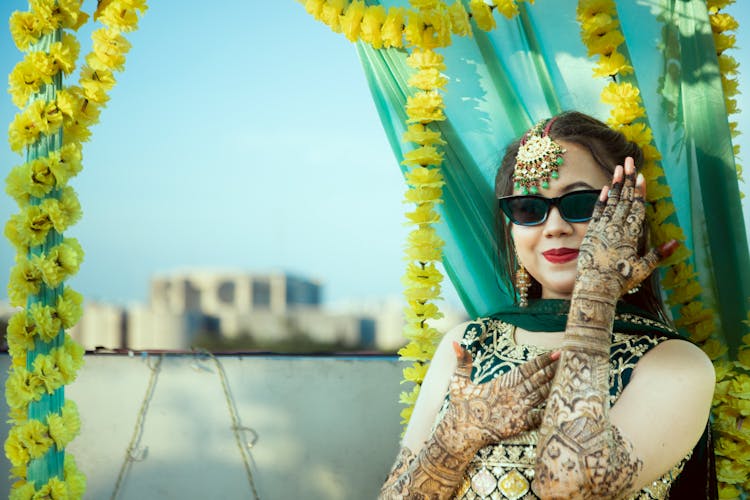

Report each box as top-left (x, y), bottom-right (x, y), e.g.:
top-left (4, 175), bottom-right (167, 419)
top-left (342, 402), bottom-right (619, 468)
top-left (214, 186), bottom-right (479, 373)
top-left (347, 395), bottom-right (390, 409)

top-left (575, 157), bottom-right (677, 303)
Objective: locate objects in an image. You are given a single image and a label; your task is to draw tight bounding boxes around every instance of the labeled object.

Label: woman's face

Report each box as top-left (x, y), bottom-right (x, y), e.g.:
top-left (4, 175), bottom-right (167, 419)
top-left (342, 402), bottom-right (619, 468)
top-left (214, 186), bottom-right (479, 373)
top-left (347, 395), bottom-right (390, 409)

top-left (511, 140), bottom-right (611, 299)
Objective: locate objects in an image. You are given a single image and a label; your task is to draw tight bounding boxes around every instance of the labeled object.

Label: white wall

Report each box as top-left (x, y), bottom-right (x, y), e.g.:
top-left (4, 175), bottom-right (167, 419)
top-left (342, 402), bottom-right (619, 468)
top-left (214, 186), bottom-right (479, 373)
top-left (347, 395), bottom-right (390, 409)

top-left (0, 354), bottom-right (406, 499)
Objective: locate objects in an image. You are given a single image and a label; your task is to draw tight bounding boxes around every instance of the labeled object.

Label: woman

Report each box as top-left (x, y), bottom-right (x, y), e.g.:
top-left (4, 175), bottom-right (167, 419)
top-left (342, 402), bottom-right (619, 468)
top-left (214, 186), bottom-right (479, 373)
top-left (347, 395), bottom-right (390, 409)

top-left (379, 112), bottom-right (716, 499)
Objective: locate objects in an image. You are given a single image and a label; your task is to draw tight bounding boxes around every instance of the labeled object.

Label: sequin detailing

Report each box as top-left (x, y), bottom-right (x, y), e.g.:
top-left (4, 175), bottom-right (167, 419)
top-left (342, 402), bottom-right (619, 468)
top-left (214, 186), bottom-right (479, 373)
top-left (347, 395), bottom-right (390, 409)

top-left (451, 318), bottom-right (689, 499)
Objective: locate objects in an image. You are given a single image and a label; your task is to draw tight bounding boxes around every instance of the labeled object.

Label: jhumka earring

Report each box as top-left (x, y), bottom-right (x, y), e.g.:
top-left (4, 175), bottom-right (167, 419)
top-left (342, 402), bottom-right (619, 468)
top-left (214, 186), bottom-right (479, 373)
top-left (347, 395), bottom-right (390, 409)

top-left (516, 263), bottom-right (530, 307)
top-left (513, 118), bottom-right (566, 195)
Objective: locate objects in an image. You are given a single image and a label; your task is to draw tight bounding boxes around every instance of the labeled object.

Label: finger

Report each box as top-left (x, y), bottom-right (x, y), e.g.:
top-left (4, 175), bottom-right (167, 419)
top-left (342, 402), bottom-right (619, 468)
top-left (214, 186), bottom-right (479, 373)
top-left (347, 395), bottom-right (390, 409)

top-left (525, 408), bottom-right (544, 430)
top-left (523, 363), bottom-right (557, 398)
top-left (613, 159), bottom-right (636, 221)
top-left (629, 247), bottom-right (662, 286)
top-left (516, 351), bottom-right (557, 380)
top-left (635, 173), bottom-right (646, 199)
top-left (526, 379), bottom-right (553, 407)
top-left (591, 187), bottom-right (608, 221)
top-left (602, 165), bottom-right (624, 220)
top-left (452, 341), bottom-right (473, 378)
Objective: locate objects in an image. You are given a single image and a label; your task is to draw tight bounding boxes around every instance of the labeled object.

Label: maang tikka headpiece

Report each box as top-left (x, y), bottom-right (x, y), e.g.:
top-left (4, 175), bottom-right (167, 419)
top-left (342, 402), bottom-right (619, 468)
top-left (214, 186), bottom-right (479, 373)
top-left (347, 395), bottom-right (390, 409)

top-left (513, 118), bottom-right (566, 195)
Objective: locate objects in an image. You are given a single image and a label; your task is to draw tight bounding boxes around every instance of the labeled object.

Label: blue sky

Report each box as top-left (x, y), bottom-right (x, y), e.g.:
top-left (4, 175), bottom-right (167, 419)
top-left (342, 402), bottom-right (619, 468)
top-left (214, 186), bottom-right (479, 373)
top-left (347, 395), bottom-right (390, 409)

top-left (0, 1), bottom-right (748, 307)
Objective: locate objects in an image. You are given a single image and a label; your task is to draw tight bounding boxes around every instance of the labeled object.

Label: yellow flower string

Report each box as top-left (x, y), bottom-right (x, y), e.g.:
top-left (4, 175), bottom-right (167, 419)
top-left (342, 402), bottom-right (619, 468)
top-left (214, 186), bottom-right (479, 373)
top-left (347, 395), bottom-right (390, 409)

top-left (577, 0), bottom-right (750, 495)
top-left (5, 1), bottom-right (147, 497)
top-left (298, 0), bottom-right (530, 427)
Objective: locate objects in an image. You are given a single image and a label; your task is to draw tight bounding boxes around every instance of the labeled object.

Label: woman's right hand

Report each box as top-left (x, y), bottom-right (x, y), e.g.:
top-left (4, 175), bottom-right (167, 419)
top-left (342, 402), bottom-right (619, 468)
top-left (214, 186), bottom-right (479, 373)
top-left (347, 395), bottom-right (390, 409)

top-left (445, 343), bottom-right (559, 448)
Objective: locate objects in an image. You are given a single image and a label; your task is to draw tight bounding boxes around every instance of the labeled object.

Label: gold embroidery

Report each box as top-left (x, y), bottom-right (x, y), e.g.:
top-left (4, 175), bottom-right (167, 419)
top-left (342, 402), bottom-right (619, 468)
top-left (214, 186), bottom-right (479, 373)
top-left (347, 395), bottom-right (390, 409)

top-left (453, 318), bottom-right (689, 499)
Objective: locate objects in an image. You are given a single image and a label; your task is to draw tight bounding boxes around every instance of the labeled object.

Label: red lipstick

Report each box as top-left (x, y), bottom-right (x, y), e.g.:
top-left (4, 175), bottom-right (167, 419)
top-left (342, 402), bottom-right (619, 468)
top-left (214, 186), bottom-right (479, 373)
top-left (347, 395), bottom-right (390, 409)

top-left (542, 248), bottom-right (579, 264)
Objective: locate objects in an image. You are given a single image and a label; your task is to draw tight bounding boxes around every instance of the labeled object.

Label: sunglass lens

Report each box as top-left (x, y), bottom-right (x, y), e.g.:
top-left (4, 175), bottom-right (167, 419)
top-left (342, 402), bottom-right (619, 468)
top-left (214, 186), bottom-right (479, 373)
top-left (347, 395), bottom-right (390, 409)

top-left (504, 197), bottom-right (548, 225)
top-left (560, 191), bottom-right (599, 221)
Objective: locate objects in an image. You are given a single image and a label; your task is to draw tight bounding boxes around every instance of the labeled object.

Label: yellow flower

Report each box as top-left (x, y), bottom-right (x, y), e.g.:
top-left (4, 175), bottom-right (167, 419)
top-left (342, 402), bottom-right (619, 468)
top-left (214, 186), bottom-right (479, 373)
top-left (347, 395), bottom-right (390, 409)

top-left (659, 242), bottom-right (690, 267)
top-left (616, 122), bottom-right (652, 146)
top-left (640, 160), bottom-right (663, 183)
top-left (32, 100), bottom-right (64, 136)
top-left (55, 336), bottom-right (85, 384)
top-left (728, 374), bottom-right (750, 400)
top-left (710, 13), bottom-right (739, 33)
top-left (381, 7), bottom-right (406, 48)
top-left (400, 405), bottom-right (414, 424)
top-left (447, 1), bottom-right (471, 37)
top-left (5, 164), bottom-right (32, 205)
top-left (718, 54), bottom-right (739, 75)
top-left (405, 204), bottom-right (441, 226)
top-left (713, 361), bottom-right (734, 383)
top-left (340, 0), bottom-right (366, 42)
top-left (33, 354), bottom-right (65, 395)
top-left (579, 12), bottom-right (618, 38)
top-left (48, 406), bottom-right (79, 449)
top-left (8, 258), bottom-right (43, 308)
top-left (420, 9), bottom-right (452, 49)
top-left (644, 181), bottom-right (672, 202)
top-left (19, 418), bottom-right (54, 459)
top-left (576, 0), bottom-right (616, 20)
top-left (49, 33), bottom-right (81, 75)
top-left (495, 0), bottom-right (519, 19)
top-left (403, 261), bottom-right (443, 288)
top-left (410, 0), bottom-right (441, 8)
top-left (402, 124), bottom-right (446, 146)
top-left (716, 457), bottom-right (747, 484)
top-left (701, 338), bottom-right (728, 360)
top-left (585, 30), bottom-right (625, 56)
top-left (9, 482), bottom-right (36, 500)
top-left (406, 90), bottom-right (446, 123)
top-left (79, 65), bottom-right (116, 104)
top-left (398, 341), bottom-right (434, 361)
top-left (64, 455), bottom-right (87, 499)
top-left (405, 226), bottom-right (444, 262)
top-left (674, 301), bottom-right (713, 325)
top-left (408, 67), bottom-right (448, 91)
top-left (403, 145), bottom-right (444, 167)
top-left (718, 483), bottom-right (741, 499)
top-left (406, 165), bottom-right (444, 186)
top-left (34, 477), bottom-right (69, 500)
top-left (360, 5), bottom-right (386, 49)
top-left (22, 204), bottom-right (55, 247)
top-left (402, 362), bottom-right (429, 384)
top-left (666, 279), bottom-right (702, 306)
top-left (6, 366), bottom-right (42, 409)
top-left (9, 11), bottom-right (44, 51)
top-left (57, 287), bottom-right (84, 329)
top-left (406, 49), bottom-right (446, 70)
top-left (403, 10), bottom-right (425, 48)
top-left (645, 200), bottom-right (674, 226)
top-left (714, 33), bottom-right (736, 54)
top-left (686, 319), bottom-right (715, 342)
top-left (8, 106), bottom-right (42, 153)
top-left (33, 238), bottom-right (85, 288)
top-left (399, 384), bottom-right (421, 405)
top-left (662, 262), bottom-right (696, 289)
top-left (304, 0), bottom-right (325, 19)
top-left (737, 349), bottom-right (750, 371)
top-left (59, 0), bottom-right (89, 30)
top-left (403, 323), bottom-right (442, 346)
top-left (469, 0), bottom-right (495, 32)
top-left (722, 77), bottom-right (739, 98)
top-left (8, 60), bottom-right (47, 109)
top-left (96, 0), bottom-right (148, 32)
top-left (404, 185), bottom-right (443, 204)
top-left (7, 312), bottom-right (37, 354)
top-left (29, 303), bottom-right (62, 343)
top-left (5, 430), bottom-right (31, 468)
top-left (404, 301), bottom-right (444, 321)
top-left (592, 51), bottom-right (633, 78)
top-left (320, 0), bottom-right (346, 33)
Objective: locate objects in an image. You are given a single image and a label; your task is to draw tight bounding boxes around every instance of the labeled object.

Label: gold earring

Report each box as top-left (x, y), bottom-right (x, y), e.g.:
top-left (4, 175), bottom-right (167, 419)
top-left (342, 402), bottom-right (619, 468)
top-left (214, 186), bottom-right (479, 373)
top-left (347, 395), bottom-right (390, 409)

top-left (516, 263), bottom-right (530, 307)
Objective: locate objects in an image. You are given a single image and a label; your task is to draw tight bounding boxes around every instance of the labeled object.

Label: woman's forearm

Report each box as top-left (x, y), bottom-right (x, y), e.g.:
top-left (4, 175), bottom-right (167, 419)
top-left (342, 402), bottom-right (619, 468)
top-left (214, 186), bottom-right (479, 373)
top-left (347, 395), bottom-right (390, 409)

top-left (533, 292), bottom-right (642, 499)
top-left (379, 417), bottom-right (479, 500)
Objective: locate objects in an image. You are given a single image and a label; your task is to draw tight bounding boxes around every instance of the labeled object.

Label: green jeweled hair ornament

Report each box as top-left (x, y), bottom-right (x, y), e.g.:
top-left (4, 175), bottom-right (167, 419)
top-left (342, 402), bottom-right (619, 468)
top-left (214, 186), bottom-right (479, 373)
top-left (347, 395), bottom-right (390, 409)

top-left (513, 118), bottom-right (566, 195)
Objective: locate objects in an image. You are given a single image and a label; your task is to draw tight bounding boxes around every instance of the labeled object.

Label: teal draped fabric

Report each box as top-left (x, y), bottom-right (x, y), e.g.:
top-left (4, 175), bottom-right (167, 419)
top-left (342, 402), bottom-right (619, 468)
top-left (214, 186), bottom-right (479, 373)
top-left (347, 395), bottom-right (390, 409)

top-left (356, 0), bottom-right (750, 355)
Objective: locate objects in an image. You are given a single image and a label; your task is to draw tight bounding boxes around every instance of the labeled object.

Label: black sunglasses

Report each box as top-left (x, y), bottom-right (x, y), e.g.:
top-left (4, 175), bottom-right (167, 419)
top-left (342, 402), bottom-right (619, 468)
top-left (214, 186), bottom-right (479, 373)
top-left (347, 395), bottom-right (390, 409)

top-left (498, 189), bottom-right (601, 226)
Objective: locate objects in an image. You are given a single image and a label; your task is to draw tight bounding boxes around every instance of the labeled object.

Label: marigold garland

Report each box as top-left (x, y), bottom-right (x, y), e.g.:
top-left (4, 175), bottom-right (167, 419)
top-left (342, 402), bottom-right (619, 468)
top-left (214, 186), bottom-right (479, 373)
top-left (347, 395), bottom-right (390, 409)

top-left (577, 0), bottom-right (750, 495)
top-left (5, 1), bottom-right (147, 497)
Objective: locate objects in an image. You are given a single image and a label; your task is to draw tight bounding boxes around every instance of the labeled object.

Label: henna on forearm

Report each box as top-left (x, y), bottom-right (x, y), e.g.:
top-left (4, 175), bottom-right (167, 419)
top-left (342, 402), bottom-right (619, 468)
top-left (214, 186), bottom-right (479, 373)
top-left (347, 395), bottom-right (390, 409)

top-left (534, 162), bottom-right (655, 498)
top-left (379, 416), bottom-right (483, 500)
top-left (380, 346), bottom-right (558, 499)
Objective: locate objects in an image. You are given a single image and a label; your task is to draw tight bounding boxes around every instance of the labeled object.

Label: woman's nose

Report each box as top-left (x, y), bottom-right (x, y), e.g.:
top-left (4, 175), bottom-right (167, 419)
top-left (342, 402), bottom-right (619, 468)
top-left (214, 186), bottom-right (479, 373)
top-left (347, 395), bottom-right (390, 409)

top-left (542, 206), bottom-right (573, 237)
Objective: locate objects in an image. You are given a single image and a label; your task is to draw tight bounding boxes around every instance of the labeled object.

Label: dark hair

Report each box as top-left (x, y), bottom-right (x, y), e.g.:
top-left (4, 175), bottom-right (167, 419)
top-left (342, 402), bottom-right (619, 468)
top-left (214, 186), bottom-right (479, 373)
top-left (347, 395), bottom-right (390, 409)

top-left (495, 111), bottom-right (671, 324)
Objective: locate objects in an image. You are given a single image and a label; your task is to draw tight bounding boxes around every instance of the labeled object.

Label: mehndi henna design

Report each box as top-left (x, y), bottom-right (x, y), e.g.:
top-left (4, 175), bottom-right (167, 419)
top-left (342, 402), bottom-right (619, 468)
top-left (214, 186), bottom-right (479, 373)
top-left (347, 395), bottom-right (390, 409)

top-left (533, 160), bottom-right (667, 498)
top-left (380, 347), bottom-right (558, 500)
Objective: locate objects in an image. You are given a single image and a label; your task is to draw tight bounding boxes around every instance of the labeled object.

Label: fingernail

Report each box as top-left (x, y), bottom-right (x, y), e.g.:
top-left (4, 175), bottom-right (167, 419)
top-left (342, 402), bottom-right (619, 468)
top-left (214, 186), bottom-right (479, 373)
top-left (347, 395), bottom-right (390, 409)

top-left (657, 240), bottom-right (680, 258)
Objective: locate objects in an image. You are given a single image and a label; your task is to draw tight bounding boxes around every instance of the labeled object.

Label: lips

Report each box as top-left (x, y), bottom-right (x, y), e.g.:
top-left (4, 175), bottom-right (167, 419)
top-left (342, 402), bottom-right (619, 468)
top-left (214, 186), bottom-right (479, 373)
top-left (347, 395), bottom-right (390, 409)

top-left (542, 248), bottom-right (579, 264)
